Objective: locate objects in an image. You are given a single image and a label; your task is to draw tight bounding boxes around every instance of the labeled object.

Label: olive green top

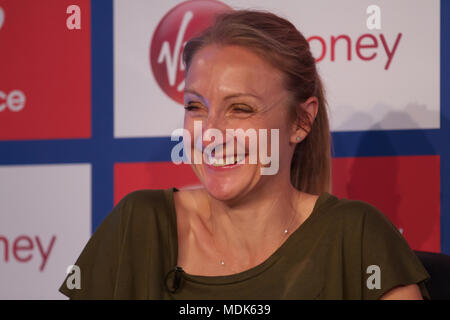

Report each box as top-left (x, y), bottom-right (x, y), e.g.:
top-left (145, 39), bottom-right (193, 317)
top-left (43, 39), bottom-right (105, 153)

top-left (59, 187), bottom-right (430, 300)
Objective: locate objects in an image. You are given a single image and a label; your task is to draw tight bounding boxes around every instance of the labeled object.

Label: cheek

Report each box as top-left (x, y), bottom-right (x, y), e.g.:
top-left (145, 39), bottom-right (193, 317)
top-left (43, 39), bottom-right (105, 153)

top-left (183, 115), bottom-right (195, 136)
top-left (264, 112), bottom-right (289, 146)
top-left (182, 117), bottom-right (196, 155)
top-left (183, 114), bottom-right (191, 129)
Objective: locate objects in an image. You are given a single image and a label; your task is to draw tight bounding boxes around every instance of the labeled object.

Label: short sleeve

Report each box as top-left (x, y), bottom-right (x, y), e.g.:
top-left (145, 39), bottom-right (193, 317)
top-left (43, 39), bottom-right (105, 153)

top-left (58, 197), bottom-right (127, 299)
top-left (361, 204), bottom-right (431, 300)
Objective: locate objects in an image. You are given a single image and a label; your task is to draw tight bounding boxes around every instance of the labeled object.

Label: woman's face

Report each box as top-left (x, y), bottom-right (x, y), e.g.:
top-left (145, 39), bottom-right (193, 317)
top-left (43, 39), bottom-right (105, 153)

top-left (183, 44), bottom-right (300, 202)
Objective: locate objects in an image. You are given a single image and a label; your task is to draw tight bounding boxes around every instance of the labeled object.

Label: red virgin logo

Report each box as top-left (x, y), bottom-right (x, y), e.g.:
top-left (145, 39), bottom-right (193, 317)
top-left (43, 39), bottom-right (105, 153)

top-left (150, 0), bottom-right (231, 105)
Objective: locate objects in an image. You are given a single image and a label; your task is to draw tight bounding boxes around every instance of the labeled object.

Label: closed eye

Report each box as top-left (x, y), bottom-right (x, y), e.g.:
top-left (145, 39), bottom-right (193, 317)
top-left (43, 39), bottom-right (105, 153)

top-left (184, 105), bottom-right (199, 111)
top-left (233, 108), bottom-right (252, 113)
top-left (184, 102), bottom-right (204, 112)
top-left (230, 104), bottom-right (254, 114)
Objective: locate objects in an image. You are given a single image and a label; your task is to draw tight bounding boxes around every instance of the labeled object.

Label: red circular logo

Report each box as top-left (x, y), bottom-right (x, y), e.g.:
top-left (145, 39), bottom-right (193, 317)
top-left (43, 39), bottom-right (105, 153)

top-left (150, 0), bottom-right (231, 105)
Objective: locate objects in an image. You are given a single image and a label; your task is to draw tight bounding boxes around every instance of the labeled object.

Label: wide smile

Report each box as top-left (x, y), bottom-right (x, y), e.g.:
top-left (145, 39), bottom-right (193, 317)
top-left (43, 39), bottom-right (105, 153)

top-left (203, 153), bottom-right (249, 171)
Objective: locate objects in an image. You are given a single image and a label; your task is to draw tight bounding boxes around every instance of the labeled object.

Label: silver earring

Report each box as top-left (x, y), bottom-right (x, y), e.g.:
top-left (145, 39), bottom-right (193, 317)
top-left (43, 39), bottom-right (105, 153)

top-left (296, 136), bottom-right (301, 142)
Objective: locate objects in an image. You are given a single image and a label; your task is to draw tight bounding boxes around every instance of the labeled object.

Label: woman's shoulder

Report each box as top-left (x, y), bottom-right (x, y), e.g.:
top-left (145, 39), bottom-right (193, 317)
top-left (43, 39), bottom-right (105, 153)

top-left (112, 188), bottom-right (176, 231)
top-left (317, 194), bottom-right (430, 299)
top-left (59, 188), bottom-right (176, 299)
top-left (315, 193), bottom-right (403, 240)
top-left (117, 188), bottom-right (171, 207)
top-left (320, 193), bottom-right (388, 223)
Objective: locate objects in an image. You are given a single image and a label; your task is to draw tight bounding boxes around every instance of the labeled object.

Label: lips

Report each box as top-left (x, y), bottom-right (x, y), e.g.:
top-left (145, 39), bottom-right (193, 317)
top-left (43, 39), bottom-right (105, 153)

top-left (206, 153), bottom-right (247, 166)
top-left (204, 153), bottom-right (249, 170)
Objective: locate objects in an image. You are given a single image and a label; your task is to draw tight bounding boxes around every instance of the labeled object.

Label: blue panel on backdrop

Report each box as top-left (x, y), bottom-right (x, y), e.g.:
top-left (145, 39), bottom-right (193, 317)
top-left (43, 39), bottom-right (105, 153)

top-left (440, 0), bottom-right (450, 254)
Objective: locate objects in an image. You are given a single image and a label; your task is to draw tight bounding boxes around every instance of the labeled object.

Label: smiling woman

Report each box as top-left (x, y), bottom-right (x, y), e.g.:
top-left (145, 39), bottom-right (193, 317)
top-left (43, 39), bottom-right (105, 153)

top-left (59, 10), bottom-right (430, 300)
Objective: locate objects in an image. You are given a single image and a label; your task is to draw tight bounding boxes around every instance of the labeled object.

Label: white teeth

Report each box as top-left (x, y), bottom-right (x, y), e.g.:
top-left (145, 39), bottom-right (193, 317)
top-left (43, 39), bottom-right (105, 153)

top-left (224, 155), bottom-right (235, 164)
top-left (207, 154), bottom-right (246, 167)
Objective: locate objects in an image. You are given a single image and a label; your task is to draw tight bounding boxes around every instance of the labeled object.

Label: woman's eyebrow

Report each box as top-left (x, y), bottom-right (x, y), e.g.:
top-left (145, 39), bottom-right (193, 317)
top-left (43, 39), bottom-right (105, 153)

top-left (184, 88), bottom-right (203, 98)
top-left (184, 89), bottom-right (262, 102)
top-left (223, 93), bottom-right (262, 102)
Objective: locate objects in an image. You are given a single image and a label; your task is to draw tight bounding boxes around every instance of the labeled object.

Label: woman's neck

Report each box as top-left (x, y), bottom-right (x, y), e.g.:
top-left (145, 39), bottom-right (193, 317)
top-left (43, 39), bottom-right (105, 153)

top-left (200, 179), bottom-right (305, 269)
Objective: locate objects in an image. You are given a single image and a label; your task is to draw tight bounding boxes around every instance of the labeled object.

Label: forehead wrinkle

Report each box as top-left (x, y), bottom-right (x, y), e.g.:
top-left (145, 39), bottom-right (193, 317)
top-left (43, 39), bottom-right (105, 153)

top-left (186, 45), bottom-right (288, 108)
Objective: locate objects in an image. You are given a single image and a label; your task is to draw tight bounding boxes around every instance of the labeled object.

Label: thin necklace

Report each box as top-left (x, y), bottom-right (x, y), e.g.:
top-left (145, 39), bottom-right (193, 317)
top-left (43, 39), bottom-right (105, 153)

top-left (210, 192), bottom-right (302, 268)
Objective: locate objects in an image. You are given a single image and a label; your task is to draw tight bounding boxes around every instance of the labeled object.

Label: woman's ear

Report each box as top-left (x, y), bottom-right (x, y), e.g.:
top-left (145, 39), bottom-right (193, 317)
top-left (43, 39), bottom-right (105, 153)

top-left (290, 96), bottom-right (319, 144)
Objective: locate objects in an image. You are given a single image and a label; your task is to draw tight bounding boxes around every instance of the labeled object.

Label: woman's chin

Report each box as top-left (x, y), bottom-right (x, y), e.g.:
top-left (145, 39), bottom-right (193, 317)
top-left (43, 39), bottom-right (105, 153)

top-left (202, 174), bottom-right (253, 202)
top-left (191, 161), bottom-right (260, 201)
top-left (204, 184), bottom-right (245, 201)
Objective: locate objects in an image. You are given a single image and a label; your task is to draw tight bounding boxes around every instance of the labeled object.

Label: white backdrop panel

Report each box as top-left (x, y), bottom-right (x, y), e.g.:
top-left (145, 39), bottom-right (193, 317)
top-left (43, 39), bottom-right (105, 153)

top-left (0, 164), bottom-right (91, 299)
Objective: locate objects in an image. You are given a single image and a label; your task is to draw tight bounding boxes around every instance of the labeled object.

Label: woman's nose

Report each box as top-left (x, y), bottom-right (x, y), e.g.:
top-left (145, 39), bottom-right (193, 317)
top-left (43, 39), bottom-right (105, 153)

top-left (201, 113), bottom-right (228, 148)
top-left (203, 110), bottom-right (223, 130)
